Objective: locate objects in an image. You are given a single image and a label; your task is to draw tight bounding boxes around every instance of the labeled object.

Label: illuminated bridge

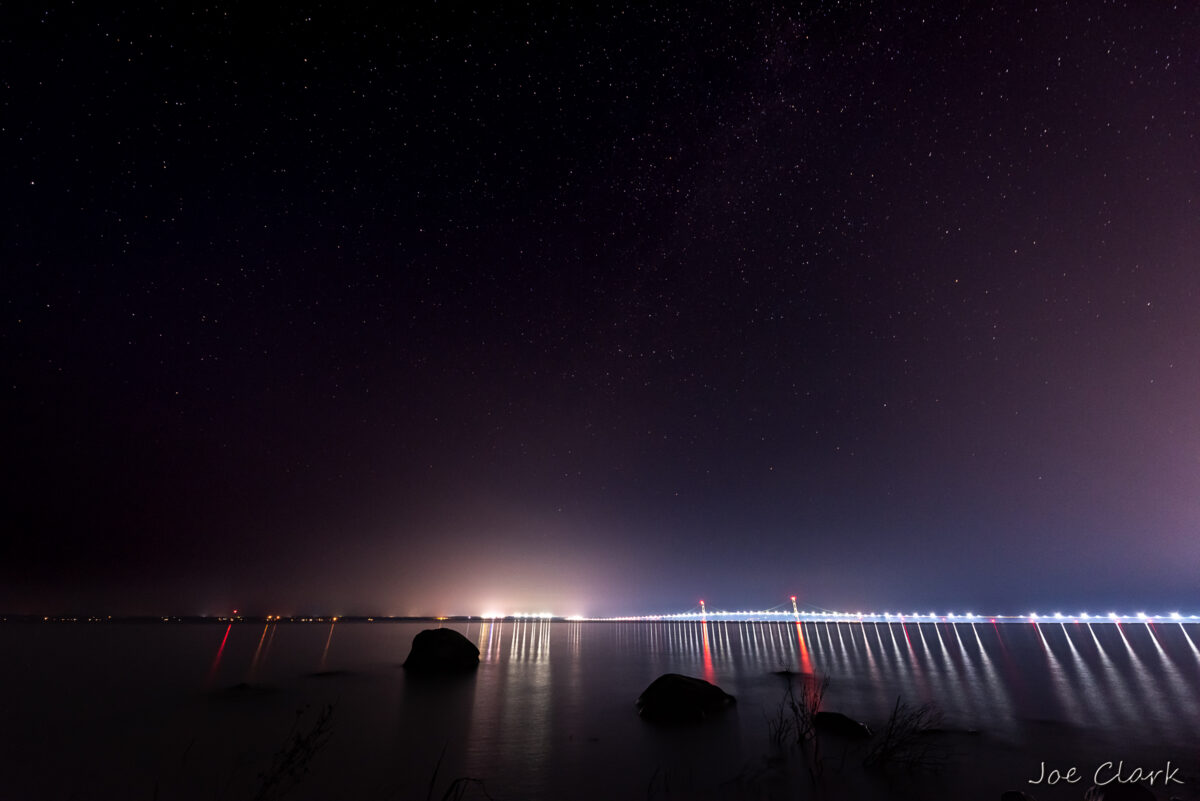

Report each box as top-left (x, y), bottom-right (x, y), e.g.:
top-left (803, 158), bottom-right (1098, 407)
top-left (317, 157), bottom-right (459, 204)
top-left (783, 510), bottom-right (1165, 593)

top-left (586, 598), bottom-right (1200, 625)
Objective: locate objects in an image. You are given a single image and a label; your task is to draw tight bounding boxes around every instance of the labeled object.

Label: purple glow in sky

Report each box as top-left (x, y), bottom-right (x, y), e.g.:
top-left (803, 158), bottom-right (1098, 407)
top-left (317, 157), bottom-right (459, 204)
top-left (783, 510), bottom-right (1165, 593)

top-left (4, 3), bottom-right (1199, 617)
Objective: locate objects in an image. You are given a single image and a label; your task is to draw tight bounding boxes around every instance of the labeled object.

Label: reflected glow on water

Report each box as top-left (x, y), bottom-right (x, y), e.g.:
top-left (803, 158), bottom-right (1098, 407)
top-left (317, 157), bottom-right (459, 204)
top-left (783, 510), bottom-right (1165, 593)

top-left (206, 623), bottom-right (231, 684)
top-left (6, 619), bottom-right (1199, 801)
top-left (794, 621), bottom-right (812, 674)
top-left (1180, 622), bottom-right (1200, 657)
top-left (1143, 622), bottom-right (1200, 723)
top-left (971, 622), bottom-right (1014, 734)
top-left (1086, 621), bottom-right (1141, 730)
top-left (700, 620), bottom-right (715, 684)
top-left (443, 618), bottom-right (1200, 753)
top-left (319, 621), bottom-right (336, 671)
top-left (248, 623), bottom-right (269, 678)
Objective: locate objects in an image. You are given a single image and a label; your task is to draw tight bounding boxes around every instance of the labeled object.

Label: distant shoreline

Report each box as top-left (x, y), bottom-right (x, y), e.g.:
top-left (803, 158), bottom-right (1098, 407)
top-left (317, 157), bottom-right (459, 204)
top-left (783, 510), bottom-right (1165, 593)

top-left (6, 613), bottom-right (1200, 626)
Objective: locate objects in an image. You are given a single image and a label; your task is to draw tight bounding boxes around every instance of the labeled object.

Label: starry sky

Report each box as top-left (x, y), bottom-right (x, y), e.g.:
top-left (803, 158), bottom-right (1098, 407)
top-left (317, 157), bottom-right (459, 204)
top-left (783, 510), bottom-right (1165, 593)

top-left (4, 3), bottom-right (1199, 617)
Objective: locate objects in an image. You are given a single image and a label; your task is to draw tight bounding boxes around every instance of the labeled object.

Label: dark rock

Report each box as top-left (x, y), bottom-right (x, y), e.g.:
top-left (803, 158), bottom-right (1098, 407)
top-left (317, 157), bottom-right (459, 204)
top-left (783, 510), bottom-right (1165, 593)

top-left (402, 628), bottom-right (480, 673)
top-left (636, 673), bottom-right (735, 724)
top-left (1084, 785), bottom-right (1158, 801)
top-left (814, 710), bottom-right (872, 739)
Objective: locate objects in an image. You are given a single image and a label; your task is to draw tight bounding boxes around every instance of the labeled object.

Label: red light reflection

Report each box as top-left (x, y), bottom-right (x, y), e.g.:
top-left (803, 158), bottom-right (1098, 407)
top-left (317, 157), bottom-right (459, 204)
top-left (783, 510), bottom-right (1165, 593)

top-left (794, 622), bottom-right (813, 674)
top-left (207, 623), bottom-right (232, 683)
top-left (700, 620), bottom-right (715, 684)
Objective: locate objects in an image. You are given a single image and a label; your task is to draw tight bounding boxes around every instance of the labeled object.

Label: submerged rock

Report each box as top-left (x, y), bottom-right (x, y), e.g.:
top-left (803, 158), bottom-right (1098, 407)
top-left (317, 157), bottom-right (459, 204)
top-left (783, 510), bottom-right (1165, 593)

top-left (1000, 791), bottom-right (1037, 801)
top-left (813, 710), bottom-right (872, 739)
top-left (402, 628), bottom-right (480, 673)
top-left (636, 673), bottom-right (735, 724)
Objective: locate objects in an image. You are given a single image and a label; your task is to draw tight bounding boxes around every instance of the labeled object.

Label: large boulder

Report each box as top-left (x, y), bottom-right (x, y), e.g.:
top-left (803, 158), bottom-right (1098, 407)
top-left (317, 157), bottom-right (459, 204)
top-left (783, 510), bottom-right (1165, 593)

top-left (636, 673), bottom-right (735, 724)
top-left (403, 628), bottom-right (480, 673)
top-left (814, 710), bottom-right (872, 739)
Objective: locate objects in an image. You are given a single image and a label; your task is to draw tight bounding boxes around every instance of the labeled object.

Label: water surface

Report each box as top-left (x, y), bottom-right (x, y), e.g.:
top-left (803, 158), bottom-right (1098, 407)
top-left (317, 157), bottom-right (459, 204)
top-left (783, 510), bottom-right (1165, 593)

top-left (3, 619), bottom-right (1198, 800)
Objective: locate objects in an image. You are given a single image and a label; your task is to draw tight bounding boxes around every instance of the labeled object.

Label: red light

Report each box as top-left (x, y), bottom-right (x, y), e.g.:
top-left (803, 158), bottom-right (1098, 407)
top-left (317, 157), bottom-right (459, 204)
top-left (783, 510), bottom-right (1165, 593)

top-left (233, 609), bottom-right (238, 615)
top-left (790, 596), bottom-right (796, 601)
top-left (207, 623), bottom-right (232, 683)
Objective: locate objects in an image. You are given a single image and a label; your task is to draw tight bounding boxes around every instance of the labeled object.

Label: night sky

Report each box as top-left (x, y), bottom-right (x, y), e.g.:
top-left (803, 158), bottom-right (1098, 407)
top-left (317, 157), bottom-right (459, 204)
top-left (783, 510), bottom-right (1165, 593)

top-left (5, 3), bottom-right (1199, 618)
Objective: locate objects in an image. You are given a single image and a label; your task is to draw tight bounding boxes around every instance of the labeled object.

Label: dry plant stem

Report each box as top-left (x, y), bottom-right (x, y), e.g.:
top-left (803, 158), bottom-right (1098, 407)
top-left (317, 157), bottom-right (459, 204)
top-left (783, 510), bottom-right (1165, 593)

top-left (862, 695), bottom-right (946, 774)
top-left (251, 704), bottom-right (334, 801)
top-left (766, 672), bottom-right (829, 784)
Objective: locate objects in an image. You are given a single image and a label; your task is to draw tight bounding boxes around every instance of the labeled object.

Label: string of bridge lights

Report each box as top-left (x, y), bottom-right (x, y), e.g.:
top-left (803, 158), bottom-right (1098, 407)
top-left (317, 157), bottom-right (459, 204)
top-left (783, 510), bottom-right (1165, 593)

top-left (584, 598), bottom-right (1200, 624)
top-left (596, 611), bottom-right (1200, 623)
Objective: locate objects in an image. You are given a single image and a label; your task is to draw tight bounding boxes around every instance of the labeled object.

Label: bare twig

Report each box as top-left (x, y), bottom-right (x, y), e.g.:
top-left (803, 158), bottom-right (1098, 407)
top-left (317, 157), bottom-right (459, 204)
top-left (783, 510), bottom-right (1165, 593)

top-left (862, 695), bottom-right (946, 774)
top-left (251, 704), bottom-right (334, 801)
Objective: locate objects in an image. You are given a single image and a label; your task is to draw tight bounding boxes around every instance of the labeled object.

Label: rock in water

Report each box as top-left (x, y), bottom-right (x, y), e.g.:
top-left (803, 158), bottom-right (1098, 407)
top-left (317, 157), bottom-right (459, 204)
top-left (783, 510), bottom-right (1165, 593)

top-left (1000, 791), bottom-right (1037, 801)
top-left (636, 673), bottom-right (735, 724)
top-left (813, 710), bottom-right (873, 739)
top-left (403, 628), bottom-right (480, 673)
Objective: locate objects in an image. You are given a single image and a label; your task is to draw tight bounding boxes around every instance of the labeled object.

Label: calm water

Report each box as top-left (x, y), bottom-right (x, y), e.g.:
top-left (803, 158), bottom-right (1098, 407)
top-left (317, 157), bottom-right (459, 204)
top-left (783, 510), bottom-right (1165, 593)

top-left (3, 619), bottom-right (1199, 800)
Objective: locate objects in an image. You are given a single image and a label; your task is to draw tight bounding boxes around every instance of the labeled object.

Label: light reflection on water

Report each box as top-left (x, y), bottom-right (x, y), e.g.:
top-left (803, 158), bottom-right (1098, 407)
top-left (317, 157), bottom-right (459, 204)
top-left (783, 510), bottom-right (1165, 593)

top-left (3, 620), bottom-right (1199, 800)
top-left (430, 619), bottom-right (1200, 798)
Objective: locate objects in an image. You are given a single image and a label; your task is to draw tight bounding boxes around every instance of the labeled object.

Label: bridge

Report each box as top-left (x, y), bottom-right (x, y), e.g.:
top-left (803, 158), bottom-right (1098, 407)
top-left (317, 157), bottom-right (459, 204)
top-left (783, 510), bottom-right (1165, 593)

top-left (586, 598), bottom-right (1200, 624)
